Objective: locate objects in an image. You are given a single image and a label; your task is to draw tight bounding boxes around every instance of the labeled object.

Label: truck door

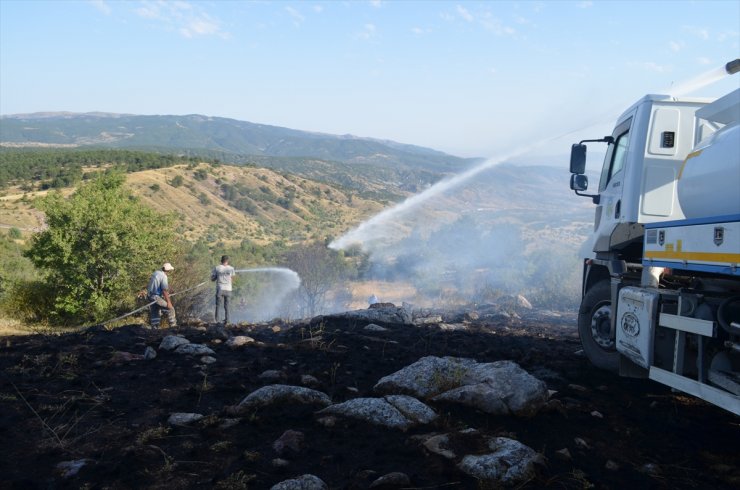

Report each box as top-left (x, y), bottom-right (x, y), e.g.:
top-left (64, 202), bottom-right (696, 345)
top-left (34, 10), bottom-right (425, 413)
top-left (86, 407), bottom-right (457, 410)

top-left (593, 117), bottom-right (632, 253)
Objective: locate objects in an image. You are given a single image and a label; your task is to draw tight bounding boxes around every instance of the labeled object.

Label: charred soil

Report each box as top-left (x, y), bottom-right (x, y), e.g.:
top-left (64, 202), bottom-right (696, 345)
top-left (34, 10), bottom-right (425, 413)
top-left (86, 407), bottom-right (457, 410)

top-left (0, 311), bottom-right (738, 489)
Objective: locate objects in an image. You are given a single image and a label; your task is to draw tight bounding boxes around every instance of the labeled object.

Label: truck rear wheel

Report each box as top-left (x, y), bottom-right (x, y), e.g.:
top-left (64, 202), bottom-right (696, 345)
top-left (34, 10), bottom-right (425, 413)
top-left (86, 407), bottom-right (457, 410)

top-left (578, 281), bottom-right (619, 372)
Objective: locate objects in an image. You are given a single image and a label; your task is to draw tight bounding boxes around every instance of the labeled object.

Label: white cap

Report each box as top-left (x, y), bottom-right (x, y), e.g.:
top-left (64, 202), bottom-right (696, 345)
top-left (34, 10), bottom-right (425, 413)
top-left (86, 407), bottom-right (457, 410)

top-left (163, 263), bottom-right (175, 271)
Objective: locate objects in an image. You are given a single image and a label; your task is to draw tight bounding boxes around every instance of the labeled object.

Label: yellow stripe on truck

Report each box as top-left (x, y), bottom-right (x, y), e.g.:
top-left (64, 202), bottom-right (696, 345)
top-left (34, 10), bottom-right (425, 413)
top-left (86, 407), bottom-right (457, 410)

top-left (645, 250), bottom-right (740, 264)
top-left (677, 150), bottom-right (703, 180)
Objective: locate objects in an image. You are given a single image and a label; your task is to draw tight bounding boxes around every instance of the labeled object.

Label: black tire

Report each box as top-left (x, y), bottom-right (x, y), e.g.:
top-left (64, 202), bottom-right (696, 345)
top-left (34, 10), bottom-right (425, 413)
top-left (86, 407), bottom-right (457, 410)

top-left (578, 280), bottom-right (619, 372)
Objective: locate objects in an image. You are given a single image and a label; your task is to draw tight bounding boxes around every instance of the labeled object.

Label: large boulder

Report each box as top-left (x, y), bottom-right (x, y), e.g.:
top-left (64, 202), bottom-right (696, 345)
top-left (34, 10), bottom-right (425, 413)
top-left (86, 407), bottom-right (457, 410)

top-left (374, 357), bottom-right (547, 417)
top-left (457, 437), bottom-right (542, 486)
top-left (238, 385), bottom-right (332, 411)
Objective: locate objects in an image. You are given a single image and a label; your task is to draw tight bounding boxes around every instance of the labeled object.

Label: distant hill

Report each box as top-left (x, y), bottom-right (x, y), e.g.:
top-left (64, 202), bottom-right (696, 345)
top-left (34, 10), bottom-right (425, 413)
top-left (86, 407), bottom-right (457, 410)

top-left (0, 112), bottom-right (478, 174)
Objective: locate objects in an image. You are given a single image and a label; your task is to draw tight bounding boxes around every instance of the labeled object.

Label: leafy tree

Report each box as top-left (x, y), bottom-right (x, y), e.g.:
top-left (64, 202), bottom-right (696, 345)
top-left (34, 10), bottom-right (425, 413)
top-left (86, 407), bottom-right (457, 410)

top-left (282, 242), bottom-right (347, 317)
top-left (24, 173), bottom-right (179, 324)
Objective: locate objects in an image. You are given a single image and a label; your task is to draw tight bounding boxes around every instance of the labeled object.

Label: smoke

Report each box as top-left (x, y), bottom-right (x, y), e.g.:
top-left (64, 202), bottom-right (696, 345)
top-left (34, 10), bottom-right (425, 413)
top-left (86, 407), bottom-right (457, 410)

top-left (228, 267), bottom-right (301, 322)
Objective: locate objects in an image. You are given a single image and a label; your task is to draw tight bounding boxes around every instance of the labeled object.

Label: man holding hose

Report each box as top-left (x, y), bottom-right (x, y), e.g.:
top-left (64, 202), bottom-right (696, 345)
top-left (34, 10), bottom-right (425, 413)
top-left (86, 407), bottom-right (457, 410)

top-left (147, 262), bottom-right (177, 328)
top-left (211, 255), bottom-right (235, 325)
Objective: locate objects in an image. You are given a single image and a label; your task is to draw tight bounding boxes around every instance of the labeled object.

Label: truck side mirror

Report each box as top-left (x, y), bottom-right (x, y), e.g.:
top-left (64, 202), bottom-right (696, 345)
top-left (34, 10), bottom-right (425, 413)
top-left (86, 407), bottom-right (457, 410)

top-left (570, 174), bottom-right (588, 192)
top-left (570, 144), bottom-right (587, 174)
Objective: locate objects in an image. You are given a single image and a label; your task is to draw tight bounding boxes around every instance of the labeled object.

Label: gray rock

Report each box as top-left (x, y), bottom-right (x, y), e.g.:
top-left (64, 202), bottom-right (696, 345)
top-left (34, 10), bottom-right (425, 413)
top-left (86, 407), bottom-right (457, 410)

top-left (369, 472), bottom-right (411, 488)
top-left (414, 315), bottom-right (442, 325)
top-left (554, 448), bottom-right (572, 461)
top-left (200, 355), bottom-right (217, 364)
top-left (516, 294), bottom-right (533, 309)
top-left (174, 343), bottom-right (215, 356)
top-left (143, 346), bottom-right (157, 360)
top-left (605, 460), bottom-right (620, 471)
top-left (259, 370), bottom-right (285, 382)
top-left (458, 437), bottom-right (541, 486)
top-left (364, 323), bottom-right (389, 332)
top-left (159, 335), bottom-right (190, 351)
top-left (273, 429), bottom-right (305, 455)
top-left (219, 418), bottom-right (240, 429)
top-left (323, 306), bottom-right (413, 326)
top-left (640, 463), bottom-right (660, 475)
top-left (574, 437), bottom-right (590, 449)
top-left (270, 474), bottom-right (328, 490)
top-left (56, 459), bottom-right (90, 478)
top-left (423, 434), bottom-right (456, 459)
top-left (226, 335), bottom-right (255, 348)
top-left (590, 410), bottom-right (604, 418)
top-left (239, 385), bottom-right (332, 410)
top-left (317, 398), bottom-right (414, 430)
top-left (271, 458), bottom-right (290, 469)
top-left (301, 374), bottom-right (320, 386)
top-left (316, 415), bottom-right (337, 427)
top-left (375, 356), bottom-right (547, 417)
top-left (384, 395), bottom-right (437, 424)
top-left (168, 412), bottom-right (204, 426)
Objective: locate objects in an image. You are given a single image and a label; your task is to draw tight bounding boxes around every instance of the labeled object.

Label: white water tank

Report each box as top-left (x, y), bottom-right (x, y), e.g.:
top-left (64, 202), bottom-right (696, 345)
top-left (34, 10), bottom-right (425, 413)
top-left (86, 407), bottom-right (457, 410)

top-left (676, 89), bottom-right (740, 220)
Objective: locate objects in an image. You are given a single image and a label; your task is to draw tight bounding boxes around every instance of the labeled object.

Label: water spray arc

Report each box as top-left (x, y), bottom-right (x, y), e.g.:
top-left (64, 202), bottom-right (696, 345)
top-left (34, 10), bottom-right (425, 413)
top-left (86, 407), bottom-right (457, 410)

top-left (329, 60), bottom-right (738, 254)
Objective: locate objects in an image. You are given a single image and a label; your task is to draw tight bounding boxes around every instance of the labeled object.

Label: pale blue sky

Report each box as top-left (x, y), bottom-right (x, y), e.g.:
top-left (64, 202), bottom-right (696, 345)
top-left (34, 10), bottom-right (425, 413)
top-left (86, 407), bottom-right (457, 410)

top-left (1, 0), bottom-right (738, 157)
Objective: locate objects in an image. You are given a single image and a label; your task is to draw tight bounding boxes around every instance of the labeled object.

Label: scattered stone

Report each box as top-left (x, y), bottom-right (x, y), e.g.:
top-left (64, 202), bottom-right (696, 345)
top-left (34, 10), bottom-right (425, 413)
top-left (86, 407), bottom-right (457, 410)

top-left (110, 351), bottom-right (144, 363)
top-left (590, 410), bottom-right (603, 419)
top-left (200, 355), bottom-right (217, 365)
top-left (464, 311), bottom-right (480, 321)
top-left (650, 401), bottom-right (659, 409)
top-left (219, 418), bottom-right (240, 429)
top-left (259, 370), bottom-right (285, 382)
top-left (226, 335), bottom-right (255, 348)
top-left (346, 387), bottom-right (359, 394)
top-left (574, 349), bottom-right (585, 357)
top-left (640, 463), bottom-right (660, 476)
top-left (605, 460), bottom-right (620, 471)
top-left (438, 323), bottom-right (468, 331)
top-left (271, 326), bottom-right (282, 333)
top-left (143, 346), bottom-right (157, 360)
top-left (414, 315), bottom-right (443, 325)
top-left (238, 385), bottom-right (332, 411)
top-left (168, 412), bottom-right (204, 426)
top-left (316, 416), bottom-right (337, 428)
top-left (301, 374), bottom-right (320, 386)
top-left (212, 339), bottom-right (222, 344)
top-left (174, 343), bottom-right (215, 356)
top-left (458, 437), bottom-right (542, 486)
top-left (271, 458), bottom-right (290, 469)
top-left (574, 437), bottom-right (591, 450)
top-left (159, 335), bottom-right (190, 351)
top-left (568, 384), bottom-right (588, 392)
top-left (516, 294), bottom-right (533, 309)
top-left (270, 474), bottom-right (328, 490)
top-left (364, 323), bottom-right (389, 332)
top-left (56, 459), bottom-right (90, 478)
top-left (555, 448), bottom-right (572, 461)
top-left (423, 434), bottom-right (456, 459)
top-left (547, 389), bottom-right (558, 398)
top-left (273, 430), bottom-right (305, 455)
top-left (369, 472), bottom-right (411, 488)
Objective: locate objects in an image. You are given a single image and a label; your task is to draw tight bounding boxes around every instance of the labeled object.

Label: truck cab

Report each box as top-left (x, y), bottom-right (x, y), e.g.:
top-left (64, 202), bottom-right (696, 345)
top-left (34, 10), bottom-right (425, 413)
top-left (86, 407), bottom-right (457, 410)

top-left (568, 66), bottom-right (740, 414)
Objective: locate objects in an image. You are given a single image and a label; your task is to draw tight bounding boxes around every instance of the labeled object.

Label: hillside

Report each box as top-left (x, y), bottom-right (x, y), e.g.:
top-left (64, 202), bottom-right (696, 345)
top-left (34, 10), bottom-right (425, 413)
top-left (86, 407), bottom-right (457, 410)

top-left (0, 112), bottom-right (477, 174)
top-left (0, 163), bottom-right (387, 246)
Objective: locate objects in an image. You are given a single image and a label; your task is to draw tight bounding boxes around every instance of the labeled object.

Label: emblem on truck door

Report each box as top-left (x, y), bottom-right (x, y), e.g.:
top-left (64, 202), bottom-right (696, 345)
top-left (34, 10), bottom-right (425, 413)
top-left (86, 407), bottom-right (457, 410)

top-left (621, 312), bottom-right (640, 337)
top-left (714, 227), bottom-right (724, 246)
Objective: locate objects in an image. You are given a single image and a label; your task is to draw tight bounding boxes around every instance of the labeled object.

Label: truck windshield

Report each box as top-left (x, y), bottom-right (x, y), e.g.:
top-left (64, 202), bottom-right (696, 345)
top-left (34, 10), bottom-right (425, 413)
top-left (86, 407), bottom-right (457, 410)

top-left (599, 118), bottom-right (632, 192)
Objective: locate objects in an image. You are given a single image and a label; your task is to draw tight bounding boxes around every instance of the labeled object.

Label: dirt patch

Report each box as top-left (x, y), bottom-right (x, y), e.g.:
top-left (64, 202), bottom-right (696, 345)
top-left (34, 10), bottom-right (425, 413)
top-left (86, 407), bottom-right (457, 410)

top-left (0, 311), bottom-right (737, 489)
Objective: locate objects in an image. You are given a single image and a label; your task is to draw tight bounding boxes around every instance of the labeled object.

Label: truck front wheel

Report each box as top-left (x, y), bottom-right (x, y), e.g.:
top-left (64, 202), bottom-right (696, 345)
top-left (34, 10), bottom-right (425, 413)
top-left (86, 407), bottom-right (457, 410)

top-left (578, 281), bottom-right (619, 372)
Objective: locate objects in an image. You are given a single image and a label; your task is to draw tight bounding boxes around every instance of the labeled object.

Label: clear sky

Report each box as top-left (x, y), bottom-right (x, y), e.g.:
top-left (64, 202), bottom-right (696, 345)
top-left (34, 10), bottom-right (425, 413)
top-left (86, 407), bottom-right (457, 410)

top-left (1, 1), bottom-right (738, 158)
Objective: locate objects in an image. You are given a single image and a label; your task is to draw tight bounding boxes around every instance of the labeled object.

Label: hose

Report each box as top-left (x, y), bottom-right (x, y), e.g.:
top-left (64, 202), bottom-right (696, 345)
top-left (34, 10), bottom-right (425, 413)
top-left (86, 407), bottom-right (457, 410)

top-left (90, 281), bottom-right (209, 328)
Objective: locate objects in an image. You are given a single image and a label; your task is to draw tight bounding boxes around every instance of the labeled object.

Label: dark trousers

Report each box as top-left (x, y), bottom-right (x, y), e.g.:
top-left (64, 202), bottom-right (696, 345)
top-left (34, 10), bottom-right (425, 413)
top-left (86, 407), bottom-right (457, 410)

top-left (149, 295), bottom-right (176, 328)
top-left (215, 289), bottom-right (232, 323)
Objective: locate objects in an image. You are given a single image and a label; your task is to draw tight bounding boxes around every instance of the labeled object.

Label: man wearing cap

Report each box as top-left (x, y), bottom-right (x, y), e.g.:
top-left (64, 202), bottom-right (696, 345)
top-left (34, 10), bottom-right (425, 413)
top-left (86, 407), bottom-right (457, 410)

top-left (211, 255), bottom-right (235, 325)
top-left (147, 263), bottom-right (177, 328)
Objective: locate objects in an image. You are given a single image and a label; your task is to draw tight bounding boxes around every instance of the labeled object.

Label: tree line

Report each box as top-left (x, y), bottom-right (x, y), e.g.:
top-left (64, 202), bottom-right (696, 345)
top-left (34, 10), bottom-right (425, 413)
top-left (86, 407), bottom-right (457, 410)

top-left (0, 148), bottom-right (213, 190)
